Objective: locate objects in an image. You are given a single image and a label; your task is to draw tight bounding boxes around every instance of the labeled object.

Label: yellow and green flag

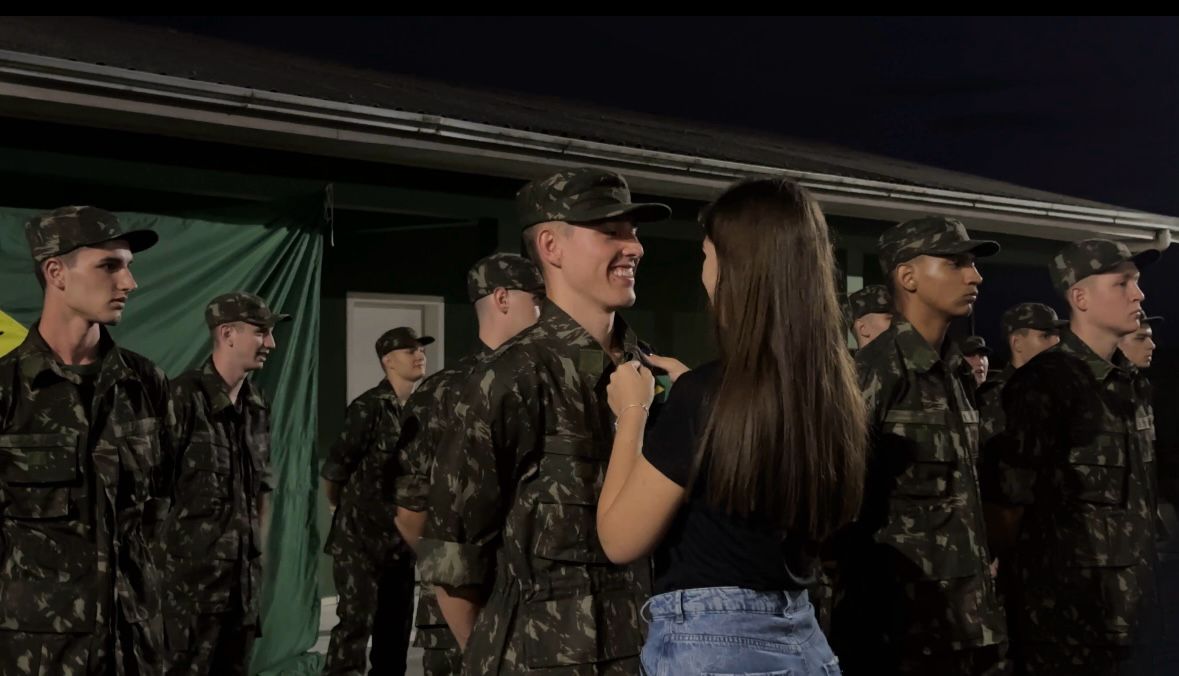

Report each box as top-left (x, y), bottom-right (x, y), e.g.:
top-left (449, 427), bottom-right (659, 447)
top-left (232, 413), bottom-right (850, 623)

top-left (0, 309), bottom-right (27, 357)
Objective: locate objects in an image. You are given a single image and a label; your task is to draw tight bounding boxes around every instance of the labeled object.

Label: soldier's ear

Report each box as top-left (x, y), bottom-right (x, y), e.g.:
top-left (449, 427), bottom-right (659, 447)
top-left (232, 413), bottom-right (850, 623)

top-left (492, 287), bottom-right (511, 314)
top-left (43, 258), bottom-right (67, 290)
top-left (535, 223), bottom-right (564, 269)
top-left (896, 263), bottom-right (918, 293)
top-left (854, 318), bottom-right (869, 340)
top-left (1068, 283), bottom-right (1088, 313)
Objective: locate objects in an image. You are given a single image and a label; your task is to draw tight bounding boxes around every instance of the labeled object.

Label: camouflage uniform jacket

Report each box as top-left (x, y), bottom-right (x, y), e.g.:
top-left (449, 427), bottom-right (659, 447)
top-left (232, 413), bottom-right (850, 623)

top-left (323, 379), bottom-right (408, 558)
top-left (841, 318), bottom-right (1006, 652)
top-left (978, 363), bottom-right (1016, 451)
top-left (392, 345), bottom-right (492, 656)
top-left (163, 358), bottom-right (273, 623)
top-left (0, 324), bottom-right (175, 662)
top-left (417, 302), bottom-right (653, 675)
top-left (985, 329), bottom-right (1158, 647)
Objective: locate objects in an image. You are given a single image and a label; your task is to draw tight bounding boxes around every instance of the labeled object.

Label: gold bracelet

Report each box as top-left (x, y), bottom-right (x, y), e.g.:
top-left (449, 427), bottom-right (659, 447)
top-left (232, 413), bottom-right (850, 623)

top-left (618, 403), bottom-right (649, 417)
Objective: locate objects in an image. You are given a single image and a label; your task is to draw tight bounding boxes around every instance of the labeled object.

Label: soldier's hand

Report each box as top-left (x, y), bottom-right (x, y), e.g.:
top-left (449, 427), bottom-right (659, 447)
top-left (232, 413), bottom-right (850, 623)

top-left (323, 479), bottom-right (341, 511)
top-left (990, 558), bottom-right (1000, 578)
top-left (607, 360), bottom-right (655, 418)
top-left (644, 353), bottom-right (690, 383)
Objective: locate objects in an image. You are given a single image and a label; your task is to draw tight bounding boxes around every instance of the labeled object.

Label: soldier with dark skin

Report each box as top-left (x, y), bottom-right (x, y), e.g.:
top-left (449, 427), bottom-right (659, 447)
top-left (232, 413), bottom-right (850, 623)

top-left (832, 216), bottom-right (1009, 675)
top-left (161, 292), bottom-right (286, 675)
top-left (984, 240), bottom-right (1161, 675)
top-left (321, 326), bottom-right (431, 676)
top-left (0, 206), bottom-right (176, 675)
top-left (416, 167), bottom-right (676, 674)
top-left (392, 252), bottom-right (544, 676)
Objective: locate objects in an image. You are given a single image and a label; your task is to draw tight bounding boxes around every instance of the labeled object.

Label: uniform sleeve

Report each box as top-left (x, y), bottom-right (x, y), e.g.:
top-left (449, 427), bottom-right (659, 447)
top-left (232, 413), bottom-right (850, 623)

top-left (321, 395), bottom-right (376, 483)
top-left (391, 385), bottom-right (437, 512)
top-left (257, 410), bottom-right (275, 494)
top-left (417, 364), bottom-right (534, 589)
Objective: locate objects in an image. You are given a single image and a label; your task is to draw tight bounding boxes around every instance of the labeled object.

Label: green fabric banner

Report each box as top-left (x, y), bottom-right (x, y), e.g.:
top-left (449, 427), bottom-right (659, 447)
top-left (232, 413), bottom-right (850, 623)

top-left (0, 199), bottom-right (326, 675)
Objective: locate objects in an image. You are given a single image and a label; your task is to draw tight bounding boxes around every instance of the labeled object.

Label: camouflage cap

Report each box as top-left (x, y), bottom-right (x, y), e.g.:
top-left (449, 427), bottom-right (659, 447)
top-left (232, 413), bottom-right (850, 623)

top-left (960, 335), bottom-right (992, 356)
top-left (1001, 302), bottom-right (1069, 338)
top-left (467, 252), bottom-right (545, 302)
top-left (205, 291), bottom-right (292, 329)
top-left (1050, 239), bottom-right (1159, 295)
top-left (846, 284), bottom-right (893, 322)
top-left (25, 206), bottom-right (159, 264)
top-left (376, 326), bottom-right (435, 358)
top-left (515, 167), bottom-right (671, 229)
top-left (877, 216), bottom-right (999, 273)
top-left (1141, 313), bottom-right (1164, 328)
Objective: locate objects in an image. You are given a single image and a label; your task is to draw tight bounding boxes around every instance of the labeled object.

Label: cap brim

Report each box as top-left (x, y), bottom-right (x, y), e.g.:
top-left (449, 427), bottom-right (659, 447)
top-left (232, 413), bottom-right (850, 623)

top-left (1132, 249), bottom-right (1160, 270)
top-left (934, 239), bottom-right (1001, 259)
top-left (568, 202), bottom-right (672, 226)
top-left (99, 229), bottom-right (159, 254)
top-left (417, 336), bottom-right (436, 346)
top-left (245, 313), bottom-right (293, 329)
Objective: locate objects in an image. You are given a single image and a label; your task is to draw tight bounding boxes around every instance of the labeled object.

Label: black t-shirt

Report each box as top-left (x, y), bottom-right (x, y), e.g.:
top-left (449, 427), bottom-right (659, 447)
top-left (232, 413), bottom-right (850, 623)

top-left (643, 360), bottom-right (817, 595)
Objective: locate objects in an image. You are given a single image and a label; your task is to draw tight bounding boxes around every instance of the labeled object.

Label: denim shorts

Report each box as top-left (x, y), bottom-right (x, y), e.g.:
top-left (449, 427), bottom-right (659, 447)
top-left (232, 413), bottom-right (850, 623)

top-left (640, 586), bottom-right (841, 676)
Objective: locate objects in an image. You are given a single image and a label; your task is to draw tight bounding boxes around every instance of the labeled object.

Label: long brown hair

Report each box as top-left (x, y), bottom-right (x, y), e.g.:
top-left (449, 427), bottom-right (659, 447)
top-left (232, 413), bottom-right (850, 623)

top-left (693, 177), bottom-right (867, 540)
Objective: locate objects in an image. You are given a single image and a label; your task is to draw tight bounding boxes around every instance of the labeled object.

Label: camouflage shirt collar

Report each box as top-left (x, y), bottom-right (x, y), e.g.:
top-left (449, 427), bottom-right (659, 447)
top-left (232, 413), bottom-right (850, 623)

top-left (19, 321), bottom-right (136, 389)
top-left (892, 318), bottom-right (961, 375)
top-left (538, 301), bottom-right (641, 381)
top-left (996, 363), bottom-right (1017, 384)
top-left (1057, 329), bottom-right (1129, 382)
top-left (198, 357), bottom-right (266, 413)
top-left (373, 378), bottom-right (405, 412)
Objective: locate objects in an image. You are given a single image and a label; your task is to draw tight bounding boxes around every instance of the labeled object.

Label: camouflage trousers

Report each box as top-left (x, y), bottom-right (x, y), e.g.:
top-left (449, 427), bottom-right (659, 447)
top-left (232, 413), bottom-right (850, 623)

top-left (1015, 642), bottom-right (1142, 676)
top-left (0, 619), bottom-right (163, 676)
top-left (896, 643), bottom-right (1010, 676)
top-left (421, 646), bottom-right (463, 676)
top-left (414, 586), bottom-right (461, 676)
top-left (461, 570), bottom-right (640, 676)
top-left (163, 611), bottom-right (257, 676)
top-left (324, 543), bottom-right (416, 676)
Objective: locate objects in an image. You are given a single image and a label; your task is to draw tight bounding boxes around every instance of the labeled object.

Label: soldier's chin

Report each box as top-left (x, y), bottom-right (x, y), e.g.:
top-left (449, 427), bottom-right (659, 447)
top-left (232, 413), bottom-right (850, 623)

top-left (102, 310), bottom-right (124, 325)
top-left (606, 290), bottom-right (637, 311)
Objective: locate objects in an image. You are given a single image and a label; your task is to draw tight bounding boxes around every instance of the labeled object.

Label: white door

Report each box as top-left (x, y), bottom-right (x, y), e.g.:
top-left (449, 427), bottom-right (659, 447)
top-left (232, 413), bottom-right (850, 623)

top-left (344, 293), bottom-right (445, 405)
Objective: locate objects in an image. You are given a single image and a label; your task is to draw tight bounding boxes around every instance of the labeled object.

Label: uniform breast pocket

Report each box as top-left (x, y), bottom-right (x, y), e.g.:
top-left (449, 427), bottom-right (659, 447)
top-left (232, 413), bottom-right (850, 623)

top-left (118, 417), bottom-right (162, 500)
top-left (0, 432), bottom-right (80, 520)
top-left (532, 435), bottom-right (609, 566)
top-left (881, 409), bottom-right (968, 500)
top-left (1064, 434), bottom-right (1127, 507)
top-left (180, 435), bottom-right (232, 516)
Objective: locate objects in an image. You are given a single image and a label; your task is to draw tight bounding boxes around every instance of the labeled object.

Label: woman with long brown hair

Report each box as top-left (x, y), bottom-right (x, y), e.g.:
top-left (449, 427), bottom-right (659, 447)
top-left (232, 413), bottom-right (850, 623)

top-left (597, 176), bottom-right (867, 674)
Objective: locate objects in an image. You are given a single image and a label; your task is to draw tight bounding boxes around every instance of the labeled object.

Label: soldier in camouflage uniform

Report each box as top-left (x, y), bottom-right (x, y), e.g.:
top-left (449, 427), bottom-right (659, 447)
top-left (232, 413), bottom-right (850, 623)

top-left (820, 284), bottom-right (894, 635)
top-left (847, 284), bottom-right (894, 349)
top-left (1119, 313), bottom-right (1161, 370)
top-left (392, 252), bottom-right (544, 676)
top-left (416, 167), bottom-right (670, 675)
top-left (322, 327), bottom-right (433, 675)
top-left (831, 216), bottom-right (1008, 674)
top-left (961, 336), bottom-right (992, 386)
top-left (0, 206), bottom-right (175, 675)
top-left (976, 303), bottom-right (1066, 450)
top-left (161, 292), bottom-right (287, 675)
top-left (984, 240), bottom-right (1161, 675)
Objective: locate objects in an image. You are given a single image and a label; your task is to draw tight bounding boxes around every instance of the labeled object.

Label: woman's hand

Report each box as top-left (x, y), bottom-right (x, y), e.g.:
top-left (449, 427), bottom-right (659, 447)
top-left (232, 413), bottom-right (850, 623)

top-left (645, 353), bottom-right (690, 383)
top-left (608, 360), bottom-right (655, 418)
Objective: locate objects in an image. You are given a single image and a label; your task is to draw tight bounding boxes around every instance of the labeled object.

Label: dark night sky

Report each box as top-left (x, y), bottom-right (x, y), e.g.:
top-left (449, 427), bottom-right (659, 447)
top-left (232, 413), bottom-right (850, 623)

top-left (119, 16), bottom-right (1179, 216)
